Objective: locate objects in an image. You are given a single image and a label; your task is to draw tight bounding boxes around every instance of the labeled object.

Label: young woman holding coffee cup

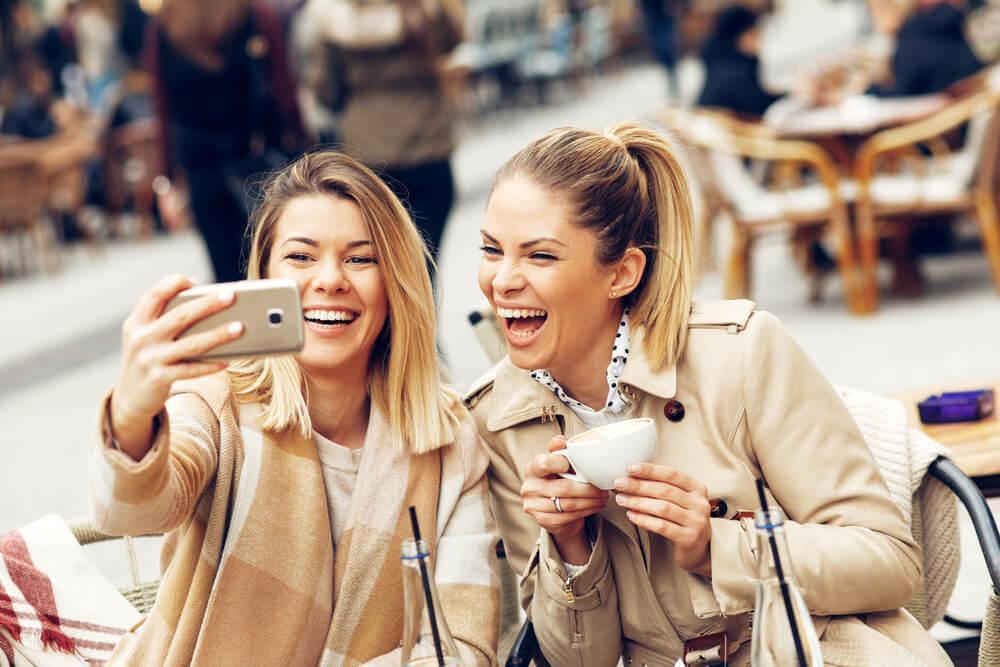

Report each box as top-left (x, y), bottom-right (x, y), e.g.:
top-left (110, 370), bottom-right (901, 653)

top-left (465, 124), bottom-right (950, 666)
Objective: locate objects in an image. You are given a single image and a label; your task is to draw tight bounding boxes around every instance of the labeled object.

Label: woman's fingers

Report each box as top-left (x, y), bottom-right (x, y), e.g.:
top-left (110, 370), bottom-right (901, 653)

top-left (129, 274), bottom-right (196, 326)
top-left (526, 451), bottom-right (574, 478)
top-left (527, 509), bottom-right (597, 528)
top-left (521, 475), bottom-right (607, 502)
top-left (614, 477), bottom-right (708, 512)
top-left (162, 360), bottom-right (231, 383)
top-left (523, 495), bottom-right (607, 515)
top-left (546, 435), bottom-right (568, 452)
top-left (624, 462), bottom-right (704, 494)
top-left (624, 510), bottom-right (688, 541)
top-left (159, 321), bottom-right (244, 364)
top-left (151, 288), bottom-right (238, 342)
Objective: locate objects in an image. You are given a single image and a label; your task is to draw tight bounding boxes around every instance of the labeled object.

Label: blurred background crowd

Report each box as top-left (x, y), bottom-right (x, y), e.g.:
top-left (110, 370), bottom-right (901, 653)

top-left (1, 0), bottom-right (998, 295)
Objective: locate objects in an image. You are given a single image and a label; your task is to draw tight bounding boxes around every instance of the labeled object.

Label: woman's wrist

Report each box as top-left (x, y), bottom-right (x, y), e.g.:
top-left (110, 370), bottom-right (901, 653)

top-left (552, 529), bottom-right (592, 566)
top-left (108, 393), bottom-right (156, 461)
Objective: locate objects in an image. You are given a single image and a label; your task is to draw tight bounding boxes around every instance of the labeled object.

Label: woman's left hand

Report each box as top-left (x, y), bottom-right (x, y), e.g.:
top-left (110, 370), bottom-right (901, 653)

top-left (614, 463), bottom-right (713, 576)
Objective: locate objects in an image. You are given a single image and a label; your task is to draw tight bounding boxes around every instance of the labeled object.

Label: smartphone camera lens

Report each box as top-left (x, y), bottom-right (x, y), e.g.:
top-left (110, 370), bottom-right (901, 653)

top-left (267, 308), bottom-right (283, 327)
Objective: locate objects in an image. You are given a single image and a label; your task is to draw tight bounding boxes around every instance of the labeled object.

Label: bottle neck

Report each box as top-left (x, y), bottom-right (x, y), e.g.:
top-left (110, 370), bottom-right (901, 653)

top-left (401, 538), bottom-right (431, 565)
top-left (754, 509), bottom-right (796, 584)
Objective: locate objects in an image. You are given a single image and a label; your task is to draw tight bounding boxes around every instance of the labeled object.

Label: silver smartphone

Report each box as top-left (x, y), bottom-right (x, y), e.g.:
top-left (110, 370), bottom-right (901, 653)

top-left (165, 279), bottom-right (304, 360)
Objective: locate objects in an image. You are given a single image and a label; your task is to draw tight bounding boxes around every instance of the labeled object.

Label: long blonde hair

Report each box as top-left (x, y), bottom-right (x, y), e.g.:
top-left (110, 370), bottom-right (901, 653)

top-left (492, 122), bottom-right (694, 370)
top-left (229, 150), bottom-right (459, 453)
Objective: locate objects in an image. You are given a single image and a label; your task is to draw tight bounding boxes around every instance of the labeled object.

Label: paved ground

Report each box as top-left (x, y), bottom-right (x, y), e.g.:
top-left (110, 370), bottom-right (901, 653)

top-left (2, 59), bottom-right (998, 642)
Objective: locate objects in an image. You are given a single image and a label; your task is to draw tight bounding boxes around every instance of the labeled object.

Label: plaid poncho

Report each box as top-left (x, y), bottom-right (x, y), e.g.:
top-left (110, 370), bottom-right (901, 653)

top-left (89, 374), bottom-right (499, 665)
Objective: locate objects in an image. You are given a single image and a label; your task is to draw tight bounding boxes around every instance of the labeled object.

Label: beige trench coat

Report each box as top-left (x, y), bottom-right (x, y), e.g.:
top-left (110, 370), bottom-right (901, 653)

top-left (466, 301), bottom-right (951, 667)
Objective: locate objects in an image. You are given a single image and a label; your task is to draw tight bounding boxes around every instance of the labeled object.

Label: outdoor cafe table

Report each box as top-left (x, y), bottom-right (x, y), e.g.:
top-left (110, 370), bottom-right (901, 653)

top-left (895, 381), bottom-right (1000, 495)
top-left (763, 94), bottom-right (951, 141)
top-left (762, 94), bottom-right (954, 301)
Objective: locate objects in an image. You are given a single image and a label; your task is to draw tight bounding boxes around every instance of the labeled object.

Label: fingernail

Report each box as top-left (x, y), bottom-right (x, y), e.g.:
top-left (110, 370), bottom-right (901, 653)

top-left (228, 321), bottom-right (244, 335)
top-left (615, 494), bottom-right (628, 505)
top-left (218, 290), bottom-right (235, 304)
top-left (614, 478), bottom-right (627, 490)
top-left (628, 464), bottom-right (641, 474)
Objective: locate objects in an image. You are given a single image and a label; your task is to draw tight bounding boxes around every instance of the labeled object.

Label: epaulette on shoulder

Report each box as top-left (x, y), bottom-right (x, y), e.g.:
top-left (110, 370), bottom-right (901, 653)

top-left (463, 367), bottom-right (497, 410)
top-left (688, 299), bottom-right (757, 334)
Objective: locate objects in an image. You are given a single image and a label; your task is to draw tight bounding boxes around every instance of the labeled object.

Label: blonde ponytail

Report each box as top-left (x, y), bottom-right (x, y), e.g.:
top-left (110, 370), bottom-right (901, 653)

top-left (492, 121), bottom-right (695, 370)
top-left (607, 122), bottom-right (694, 369)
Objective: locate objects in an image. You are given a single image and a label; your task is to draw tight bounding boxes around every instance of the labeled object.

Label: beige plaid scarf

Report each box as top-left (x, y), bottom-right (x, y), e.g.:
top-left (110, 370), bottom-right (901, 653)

top-left (99, 375), bottom-right (442, 666)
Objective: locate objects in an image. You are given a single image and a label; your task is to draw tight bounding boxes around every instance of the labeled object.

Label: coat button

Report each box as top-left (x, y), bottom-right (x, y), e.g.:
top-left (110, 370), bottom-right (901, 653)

top-left (664, 399), bottom-right (685, 422)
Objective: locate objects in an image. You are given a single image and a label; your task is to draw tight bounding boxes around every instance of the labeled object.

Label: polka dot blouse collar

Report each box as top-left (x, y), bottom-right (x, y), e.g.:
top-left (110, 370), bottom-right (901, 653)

top-left (530, 311), bottom-right (631, 417)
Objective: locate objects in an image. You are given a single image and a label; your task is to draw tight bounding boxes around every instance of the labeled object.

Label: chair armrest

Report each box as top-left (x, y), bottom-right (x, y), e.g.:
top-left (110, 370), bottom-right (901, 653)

top-left (660, 107), bottom-right (844, 196)
top-left (854, 90), bottom-right (999, 184)
top-left (928, 457), bottom-right (1000, 593)
top-left (506, 620), bottom-right (540, 667)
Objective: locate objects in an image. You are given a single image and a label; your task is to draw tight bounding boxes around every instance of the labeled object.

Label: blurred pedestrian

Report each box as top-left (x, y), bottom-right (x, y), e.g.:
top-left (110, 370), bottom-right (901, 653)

top-left (638, 0), bottom-right (682, 98)
top-left (867, 0), bottom-right (982, 97)
top-left (147, 0), bottom-right (306, 283)
top-left (309, 0), bottom-right (463, 274)
top-left (696, 6), bottom-right (779, 118)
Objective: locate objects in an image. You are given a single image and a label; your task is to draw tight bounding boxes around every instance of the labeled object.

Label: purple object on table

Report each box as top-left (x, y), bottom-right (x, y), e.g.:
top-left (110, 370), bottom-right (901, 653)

top-left (918, 390), bottom-right (995, 424)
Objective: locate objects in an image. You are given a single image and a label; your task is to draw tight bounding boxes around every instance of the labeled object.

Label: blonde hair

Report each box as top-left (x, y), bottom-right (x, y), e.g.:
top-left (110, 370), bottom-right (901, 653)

top-left (492, 122), bottom-right (694, 370)
top-left (229, 150), bottom-right (459, 454)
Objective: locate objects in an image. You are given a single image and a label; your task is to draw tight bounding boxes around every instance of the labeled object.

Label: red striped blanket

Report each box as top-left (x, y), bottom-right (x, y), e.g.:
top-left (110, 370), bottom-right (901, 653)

top-left (0, 515), bottom-right (140, 666)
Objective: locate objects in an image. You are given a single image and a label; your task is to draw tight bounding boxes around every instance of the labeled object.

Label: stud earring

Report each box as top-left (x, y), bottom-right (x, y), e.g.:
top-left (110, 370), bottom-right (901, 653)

top-left (611, 290), bottom-right (618, 298)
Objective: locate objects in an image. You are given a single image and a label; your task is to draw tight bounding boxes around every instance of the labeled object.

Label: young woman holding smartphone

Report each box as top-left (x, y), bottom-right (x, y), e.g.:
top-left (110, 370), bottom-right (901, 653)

top-left (465, 123), bottom-right (950, 666)
top-left (91, 151), bottom-right (498, 665)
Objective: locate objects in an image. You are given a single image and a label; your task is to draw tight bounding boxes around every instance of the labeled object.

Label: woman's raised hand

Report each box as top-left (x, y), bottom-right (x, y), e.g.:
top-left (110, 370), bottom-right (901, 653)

top-left (109, 274), bottom-right (244, 460)
top-left (521, 436), bottom-right (609, 565)
top-left (613, 463), bottom-right (713, 576)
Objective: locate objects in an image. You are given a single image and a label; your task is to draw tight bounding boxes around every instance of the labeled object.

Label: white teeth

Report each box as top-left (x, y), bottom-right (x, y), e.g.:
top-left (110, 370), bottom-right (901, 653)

top-left (304, 309), bottom-right (356, 322)
top-left (497, 307), bottom-right (547, 319)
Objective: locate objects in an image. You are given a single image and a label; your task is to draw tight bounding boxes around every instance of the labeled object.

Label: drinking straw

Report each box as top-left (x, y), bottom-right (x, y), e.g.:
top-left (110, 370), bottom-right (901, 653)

top-left (755, 479), bottom-right (807, 667)
top-left (408, 506), bottom-right (445, 667)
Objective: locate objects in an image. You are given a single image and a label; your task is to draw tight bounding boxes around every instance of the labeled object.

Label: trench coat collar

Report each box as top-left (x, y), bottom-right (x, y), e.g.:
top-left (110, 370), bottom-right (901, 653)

top-left (486, 326), bottom-right (678, 432)
top-left (617, 326), bottom-right (678, 401)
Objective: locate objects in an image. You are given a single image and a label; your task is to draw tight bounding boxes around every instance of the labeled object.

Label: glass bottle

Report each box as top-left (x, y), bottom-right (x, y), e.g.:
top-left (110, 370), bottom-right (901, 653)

top-left (751, 509), bottom-right (824, 667)
top-left (400, 538), bottom-right (464, 667)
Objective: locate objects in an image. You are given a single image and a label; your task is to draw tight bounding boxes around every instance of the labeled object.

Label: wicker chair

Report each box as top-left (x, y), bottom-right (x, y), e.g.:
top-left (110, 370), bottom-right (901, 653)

top-left (66, 517), bottom-right (160, 615)
top-left (0, 150), bottom-right (60, 277)
top-left (853, 83), bottom-right (1000, 311)
top-left (661, 105), bottom-right (868, 313)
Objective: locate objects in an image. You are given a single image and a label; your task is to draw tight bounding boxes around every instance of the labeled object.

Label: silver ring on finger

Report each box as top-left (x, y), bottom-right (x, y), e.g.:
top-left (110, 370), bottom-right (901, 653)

top-left (552, 496), bottom-right (564, 513)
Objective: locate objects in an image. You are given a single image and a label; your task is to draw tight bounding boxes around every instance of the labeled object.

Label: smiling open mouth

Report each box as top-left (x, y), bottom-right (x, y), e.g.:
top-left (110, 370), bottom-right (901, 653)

top-left (303, 309), bottom-right (358, 329)
top-left (497, 307), bottom-right (548, 339)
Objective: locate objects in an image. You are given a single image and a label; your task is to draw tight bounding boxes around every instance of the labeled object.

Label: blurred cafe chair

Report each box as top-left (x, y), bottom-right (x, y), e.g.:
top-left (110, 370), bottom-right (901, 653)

top-left (67, 517), bottom-right (161, 615)
top-left (853, 82), bottom-right (1000, 311)
top-left (661, 106), bottom-right (868, 314)
top-left (0, 151), bottom-right (61, 277)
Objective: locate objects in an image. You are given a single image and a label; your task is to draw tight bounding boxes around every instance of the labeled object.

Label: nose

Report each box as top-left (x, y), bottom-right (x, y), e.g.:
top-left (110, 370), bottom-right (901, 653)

top-left (311, 258), bottom-right (350, 294)
top-left (491, 256), bottom-right (526, 296)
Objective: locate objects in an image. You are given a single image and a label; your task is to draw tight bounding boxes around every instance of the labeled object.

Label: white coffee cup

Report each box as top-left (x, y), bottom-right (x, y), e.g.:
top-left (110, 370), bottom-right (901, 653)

top-left (553, 418), bottom-right (657, 490)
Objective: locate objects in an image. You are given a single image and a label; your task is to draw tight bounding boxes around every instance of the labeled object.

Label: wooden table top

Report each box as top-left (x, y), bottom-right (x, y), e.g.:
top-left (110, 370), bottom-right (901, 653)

top-left (895, 381), bottom-right (1000, 480)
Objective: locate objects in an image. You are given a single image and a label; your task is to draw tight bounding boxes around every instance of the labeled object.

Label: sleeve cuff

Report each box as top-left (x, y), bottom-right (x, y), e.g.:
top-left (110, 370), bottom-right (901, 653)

top-left (98, 389), bottom-right (171, 476)
top-left (537, 518), bottom-right (612, 610)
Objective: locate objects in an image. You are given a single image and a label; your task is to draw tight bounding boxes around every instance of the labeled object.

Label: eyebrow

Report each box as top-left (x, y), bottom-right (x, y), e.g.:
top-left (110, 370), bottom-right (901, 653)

top-left (280, 237), bottom-right (372, 249)
top-left (480, 230), bottom-right (568, 250)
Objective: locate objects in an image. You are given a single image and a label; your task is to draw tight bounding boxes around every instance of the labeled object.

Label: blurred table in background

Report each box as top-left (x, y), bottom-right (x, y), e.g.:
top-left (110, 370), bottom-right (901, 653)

top-left (764, 94), bottom-right (951, 140)
top-left (896, 381), bottom-right (1000, 494)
